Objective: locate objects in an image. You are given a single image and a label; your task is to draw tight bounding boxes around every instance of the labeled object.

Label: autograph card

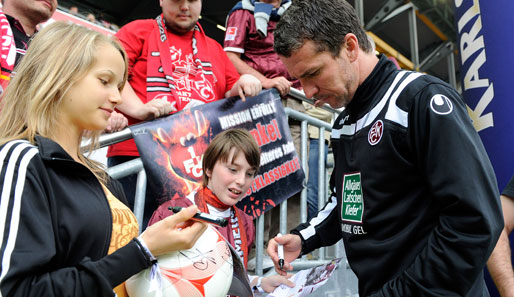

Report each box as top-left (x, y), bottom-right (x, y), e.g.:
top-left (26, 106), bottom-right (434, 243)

top-left (268, 258), bottom-right (342, 297)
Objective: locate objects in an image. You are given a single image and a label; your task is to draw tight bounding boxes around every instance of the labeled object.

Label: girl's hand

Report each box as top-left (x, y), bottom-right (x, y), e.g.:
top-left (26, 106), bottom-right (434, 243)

top-left (260, 273), bottom-right (295, 292)
top-left (140, 205), bottom-right (207, 256)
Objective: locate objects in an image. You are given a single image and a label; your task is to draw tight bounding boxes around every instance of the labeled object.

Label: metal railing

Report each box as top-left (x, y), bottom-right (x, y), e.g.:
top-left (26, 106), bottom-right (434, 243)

top-left (91, 91), bottom-right (343, 276)
top-left (253, 107), bottom-right (336, 276)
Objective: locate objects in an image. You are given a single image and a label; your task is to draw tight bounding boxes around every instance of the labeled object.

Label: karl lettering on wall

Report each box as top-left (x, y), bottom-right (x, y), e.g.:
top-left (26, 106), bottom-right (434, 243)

top-left (454, 0), bottom-right (514, 190)
top-left (454, 2), bottom-right (514, 296)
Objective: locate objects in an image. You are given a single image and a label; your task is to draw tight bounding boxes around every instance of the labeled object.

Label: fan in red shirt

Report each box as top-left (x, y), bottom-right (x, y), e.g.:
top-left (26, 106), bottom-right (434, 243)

top-left (107, 0), bottom-right (262, 227)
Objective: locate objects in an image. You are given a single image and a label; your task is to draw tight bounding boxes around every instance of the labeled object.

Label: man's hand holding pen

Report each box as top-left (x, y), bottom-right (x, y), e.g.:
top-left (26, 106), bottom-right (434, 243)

top-left (267, 233), bottom-right (303, 276)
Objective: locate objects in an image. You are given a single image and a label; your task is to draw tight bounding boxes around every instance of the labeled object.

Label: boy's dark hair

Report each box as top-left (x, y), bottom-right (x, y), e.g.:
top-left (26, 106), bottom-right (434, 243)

top-left (274, 0), bottom-right (371, 58)
top-left (202, 129), bottom-right (261, 187)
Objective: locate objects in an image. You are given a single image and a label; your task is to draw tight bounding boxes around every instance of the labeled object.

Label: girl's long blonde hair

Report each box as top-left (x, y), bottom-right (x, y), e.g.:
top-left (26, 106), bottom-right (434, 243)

top-left (0, 21), bottom-right (128, 183)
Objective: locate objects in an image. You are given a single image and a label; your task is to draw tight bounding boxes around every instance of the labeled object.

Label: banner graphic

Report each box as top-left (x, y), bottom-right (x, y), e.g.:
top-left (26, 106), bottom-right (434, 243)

top-left (131, 89), bottom-right (304, 218)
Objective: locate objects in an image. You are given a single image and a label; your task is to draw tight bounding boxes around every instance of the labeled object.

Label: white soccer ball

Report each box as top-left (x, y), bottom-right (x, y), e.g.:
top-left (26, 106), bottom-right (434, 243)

top-left (126, 226), bottom-right (233, 297)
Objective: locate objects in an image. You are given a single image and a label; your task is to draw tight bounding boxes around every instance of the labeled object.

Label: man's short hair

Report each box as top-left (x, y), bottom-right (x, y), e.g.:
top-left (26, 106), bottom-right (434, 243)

top-left (274, 0), bottom-right (371, 57)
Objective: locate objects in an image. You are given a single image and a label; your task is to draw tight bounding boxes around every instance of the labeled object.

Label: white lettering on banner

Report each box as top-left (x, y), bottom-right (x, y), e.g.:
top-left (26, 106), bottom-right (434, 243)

top-left (281, 141), bottom-right (295, 155)
top-left (183, 146), bottom-right (203, 178)
top-left (250, 103), bottom-right (277, 120)
top-left (218, 109), bottom-right (253, 130)
top-left (456, 0), bottom-right (494, 132)
top-left (260, 146), bottom-right (284, 166)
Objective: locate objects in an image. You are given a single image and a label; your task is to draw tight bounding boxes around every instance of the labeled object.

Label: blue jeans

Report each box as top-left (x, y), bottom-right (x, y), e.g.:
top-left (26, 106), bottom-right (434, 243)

top-left (307, 138), bottom-right (328, 221)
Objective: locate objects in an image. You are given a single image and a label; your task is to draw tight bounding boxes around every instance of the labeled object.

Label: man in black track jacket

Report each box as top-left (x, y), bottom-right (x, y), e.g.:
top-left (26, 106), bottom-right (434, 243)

top-left (266, 0), bottom-right (503, 296)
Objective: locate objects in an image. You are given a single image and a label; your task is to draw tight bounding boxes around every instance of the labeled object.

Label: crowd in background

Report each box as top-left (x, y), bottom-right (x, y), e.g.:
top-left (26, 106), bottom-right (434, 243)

top-left (66, 5), bottom-right (120, 31)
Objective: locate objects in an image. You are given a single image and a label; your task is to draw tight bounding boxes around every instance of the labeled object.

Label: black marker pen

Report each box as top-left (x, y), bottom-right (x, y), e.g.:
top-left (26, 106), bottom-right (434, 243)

top-left (168, 206), bottom-right (228, 227)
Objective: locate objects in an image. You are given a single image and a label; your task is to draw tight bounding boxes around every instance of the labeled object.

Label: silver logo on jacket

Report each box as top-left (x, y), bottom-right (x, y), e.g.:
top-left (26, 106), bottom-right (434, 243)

top-left (430, 94), bottom-right (453, 115)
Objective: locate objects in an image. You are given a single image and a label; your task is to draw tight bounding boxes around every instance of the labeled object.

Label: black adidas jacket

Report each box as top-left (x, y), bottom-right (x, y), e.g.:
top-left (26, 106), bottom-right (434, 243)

top-left (0, 136), bottom-right (151, 297)
top-left (292, 55), bottom-right (502, 297)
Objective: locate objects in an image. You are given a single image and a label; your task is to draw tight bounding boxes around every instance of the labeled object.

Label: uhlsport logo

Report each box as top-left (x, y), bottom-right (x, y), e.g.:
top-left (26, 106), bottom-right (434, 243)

top-left (430, 94), bottom-right (453, 115)
top-left (341, 173), bottom-right (364, 223)
top-left (368, 120), bottom-right (383, 146)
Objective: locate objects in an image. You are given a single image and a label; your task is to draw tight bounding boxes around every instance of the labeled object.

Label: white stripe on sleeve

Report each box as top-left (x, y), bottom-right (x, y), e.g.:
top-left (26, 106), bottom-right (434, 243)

top-left (0, 143), bottom-right (38, 295)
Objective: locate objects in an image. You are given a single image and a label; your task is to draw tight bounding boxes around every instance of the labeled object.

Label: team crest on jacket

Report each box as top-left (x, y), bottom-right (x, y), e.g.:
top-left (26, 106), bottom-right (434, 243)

top-left (430, 94), bottom-right (453, 115)
top-left (368, 120), bottom-right (383, 146)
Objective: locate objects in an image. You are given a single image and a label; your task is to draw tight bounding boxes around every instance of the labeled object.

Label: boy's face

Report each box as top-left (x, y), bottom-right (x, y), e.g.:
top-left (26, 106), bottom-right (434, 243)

top-left (206, 148), bottom-right (256, 206)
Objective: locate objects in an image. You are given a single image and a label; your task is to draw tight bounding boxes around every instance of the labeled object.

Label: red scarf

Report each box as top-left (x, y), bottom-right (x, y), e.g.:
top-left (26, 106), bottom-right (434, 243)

top-left (194, 187), bottom-right (249, 269)
top-left (146, 15), bottom-right (217, 111)
top-left (0, 10), bottom-right (16, 97)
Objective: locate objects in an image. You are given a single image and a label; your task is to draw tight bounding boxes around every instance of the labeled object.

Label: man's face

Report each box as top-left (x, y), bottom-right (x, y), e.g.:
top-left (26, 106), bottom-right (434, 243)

top-left (9, 0), bottom-right (57, 23)
top-left (160, 0), bottom-right (201, 34)
top-left (280, 40), bottom-right (359, 109)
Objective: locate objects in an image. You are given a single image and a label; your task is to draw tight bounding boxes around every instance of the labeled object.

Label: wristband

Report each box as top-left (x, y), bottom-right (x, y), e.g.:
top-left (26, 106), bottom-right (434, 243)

top-left (134, 237), bottom-right (162, 294)
top-left (134, 237), bottom-right (158, 265)
top-left (252, 276), bottom-right (265, 294)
